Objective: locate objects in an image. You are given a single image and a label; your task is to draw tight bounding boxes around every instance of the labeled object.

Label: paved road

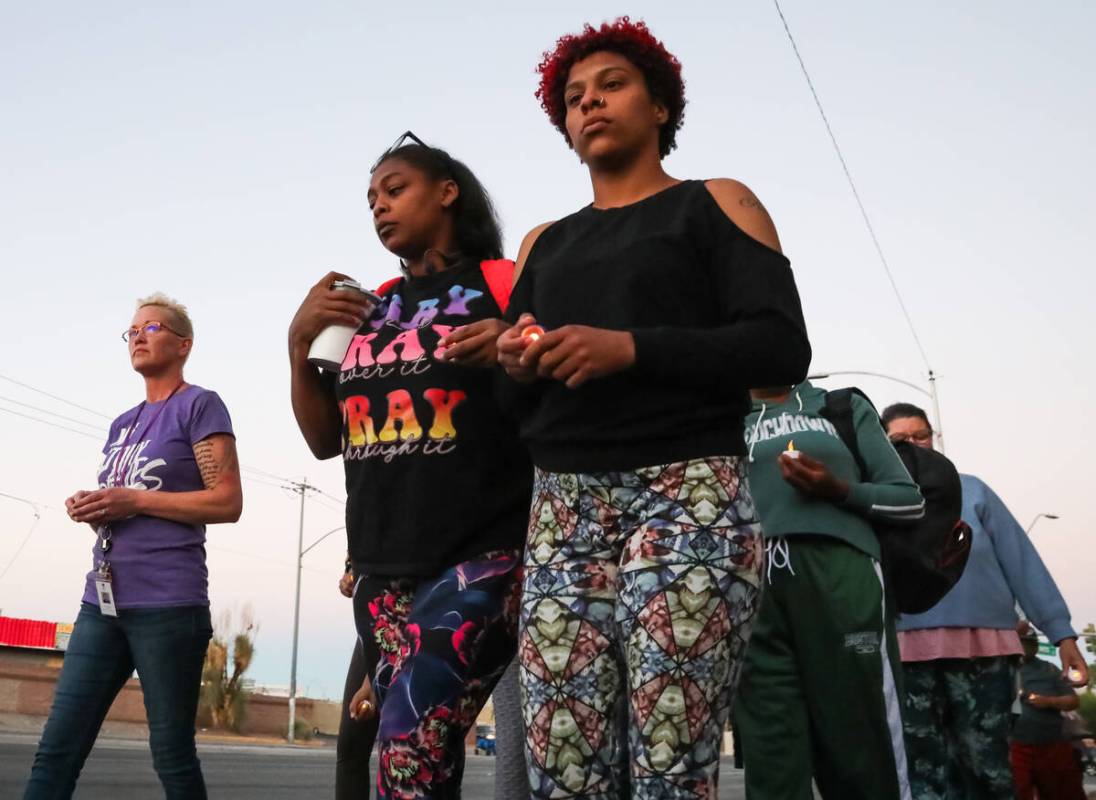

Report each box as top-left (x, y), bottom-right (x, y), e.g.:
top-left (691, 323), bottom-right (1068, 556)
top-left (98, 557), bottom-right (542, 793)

top-left (0, 733), bottom-right (748, 798)
top-left (3, 735), bottom-right (1093, 798)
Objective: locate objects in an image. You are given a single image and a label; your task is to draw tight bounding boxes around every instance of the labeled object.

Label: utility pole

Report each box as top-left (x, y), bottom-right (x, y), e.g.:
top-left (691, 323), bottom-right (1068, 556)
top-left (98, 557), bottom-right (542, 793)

top-left (927, 370), bottom-right (945, 455)
top-left (286, 477), bottom-right (318, 743)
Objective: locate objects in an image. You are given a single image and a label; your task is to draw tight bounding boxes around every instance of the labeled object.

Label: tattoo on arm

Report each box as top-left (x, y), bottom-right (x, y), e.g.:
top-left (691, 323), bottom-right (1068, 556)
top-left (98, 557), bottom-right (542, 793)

top-left (739, 195), bottom-right (766, 211)
top-left (194, 438), bottom-right (237, 489)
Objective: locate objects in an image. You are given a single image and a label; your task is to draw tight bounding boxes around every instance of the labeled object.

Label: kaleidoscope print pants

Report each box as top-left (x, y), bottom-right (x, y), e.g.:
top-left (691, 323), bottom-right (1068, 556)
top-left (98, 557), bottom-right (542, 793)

top-left (519, 456), bottom-right (764, 799)
top-left (352, 549), bottom-right (522, 800)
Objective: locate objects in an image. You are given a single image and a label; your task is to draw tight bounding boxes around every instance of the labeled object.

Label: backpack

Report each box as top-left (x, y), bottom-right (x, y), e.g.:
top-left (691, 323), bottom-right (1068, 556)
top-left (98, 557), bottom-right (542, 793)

top-left (376, 258), bottom-right (515, 313)
top-left (820, 388), bottom-right (972, 615)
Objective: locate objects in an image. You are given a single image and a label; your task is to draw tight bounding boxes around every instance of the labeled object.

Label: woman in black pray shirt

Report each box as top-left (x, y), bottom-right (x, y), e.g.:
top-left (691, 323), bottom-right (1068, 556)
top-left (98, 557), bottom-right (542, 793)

top-left (496, 19), bottom-right (812, 800)
top-left (289, 135), bottom-right (530, 799)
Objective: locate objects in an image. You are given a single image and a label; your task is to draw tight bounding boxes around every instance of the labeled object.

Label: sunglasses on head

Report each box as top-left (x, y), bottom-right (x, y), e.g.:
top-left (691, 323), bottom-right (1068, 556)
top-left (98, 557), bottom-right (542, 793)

top-left (370, 130), bottom-right (429, 174)
top-left (370, 131), bottom-right (456, 178)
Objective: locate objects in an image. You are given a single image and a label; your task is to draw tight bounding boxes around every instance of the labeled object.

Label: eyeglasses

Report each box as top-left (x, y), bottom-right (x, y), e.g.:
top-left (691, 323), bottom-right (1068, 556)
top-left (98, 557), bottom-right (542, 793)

top-left (122, 321), bottom-right (186, 343)
top-left (370, 130), bottom-right (428, 174)
top-left (888, 430), bottom-right (934, 444)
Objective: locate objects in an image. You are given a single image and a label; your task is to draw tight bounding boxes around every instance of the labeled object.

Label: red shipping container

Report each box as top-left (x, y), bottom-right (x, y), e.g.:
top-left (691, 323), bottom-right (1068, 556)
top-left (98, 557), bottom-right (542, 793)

top-left (0, 616), bottom-right (58, 649)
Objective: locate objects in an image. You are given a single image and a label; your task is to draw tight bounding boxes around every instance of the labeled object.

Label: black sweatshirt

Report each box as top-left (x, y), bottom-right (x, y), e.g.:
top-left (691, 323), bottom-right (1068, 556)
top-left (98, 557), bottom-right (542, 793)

top-left (336, 260), bottom-right (531, 576)
top-left (504, 180), bottom-right (811, 473)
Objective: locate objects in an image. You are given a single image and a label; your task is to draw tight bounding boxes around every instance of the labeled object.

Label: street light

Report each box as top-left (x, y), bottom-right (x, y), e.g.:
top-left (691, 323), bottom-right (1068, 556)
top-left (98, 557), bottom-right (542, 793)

top-left (808, 369), bottom-right (945, 453)
top-left (1025, 513), bottom-right (1059, 535)
top-left (1015, 513), bottom-right (1060, 619)
top-left (287, 520), bottom-right (346, 743)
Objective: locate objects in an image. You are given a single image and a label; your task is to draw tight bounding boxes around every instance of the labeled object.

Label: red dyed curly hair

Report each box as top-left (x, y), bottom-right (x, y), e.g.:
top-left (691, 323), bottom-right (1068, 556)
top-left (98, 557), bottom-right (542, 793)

top-left (535, 17), bottom-right (686, 158)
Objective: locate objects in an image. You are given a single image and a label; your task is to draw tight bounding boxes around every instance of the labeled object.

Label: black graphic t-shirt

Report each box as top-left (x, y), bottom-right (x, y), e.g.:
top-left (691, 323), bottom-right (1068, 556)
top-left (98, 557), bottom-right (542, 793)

top-left (336, 259), bottom-right (532, 576)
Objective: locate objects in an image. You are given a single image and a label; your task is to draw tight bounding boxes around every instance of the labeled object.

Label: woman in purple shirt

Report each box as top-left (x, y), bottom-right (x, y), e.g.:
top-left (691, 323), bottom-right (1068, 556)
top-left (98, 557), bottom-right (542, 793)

top-left (24, 293), bottom-right (242, 800)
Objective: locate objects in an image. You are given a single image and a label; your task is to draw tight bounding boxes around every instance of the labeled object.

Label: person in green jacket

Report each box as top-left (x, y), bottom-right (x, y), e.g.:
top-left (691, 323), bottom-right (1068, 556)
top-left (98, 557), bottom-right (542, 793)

top-left (736, 380), bottom-right (924, 800)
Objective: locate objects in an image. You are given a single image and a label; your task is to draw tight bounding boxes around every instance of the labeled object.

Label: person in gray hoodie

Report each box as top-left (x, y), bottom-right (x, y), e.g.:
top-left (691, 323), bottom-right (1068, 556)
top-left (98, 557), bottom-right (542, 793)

top-left (882, 402), bottom-right (1087, 800)
top-left (737, 380), bottom-right (924, 800)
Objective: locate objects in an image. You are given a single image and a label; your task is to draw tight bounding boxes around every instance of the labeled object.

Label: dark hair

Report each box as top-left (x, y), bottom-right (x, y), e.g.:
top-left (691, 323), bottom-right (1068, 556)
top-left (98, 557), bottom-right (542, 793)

top-left (376, 144), bottom-right (503, 261)
top-left (535, 17), bottom-right (686, 159)
top-left (880, 402), bottom-right (932, 430)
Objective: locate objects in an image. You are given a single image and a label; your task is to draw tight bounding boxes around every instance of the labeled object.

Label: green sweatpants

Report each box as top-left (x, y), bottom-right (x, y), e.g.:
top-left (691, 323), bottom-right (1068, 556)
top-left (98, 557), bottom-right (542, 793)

top-left (736, 535), bottom-right (910, 800)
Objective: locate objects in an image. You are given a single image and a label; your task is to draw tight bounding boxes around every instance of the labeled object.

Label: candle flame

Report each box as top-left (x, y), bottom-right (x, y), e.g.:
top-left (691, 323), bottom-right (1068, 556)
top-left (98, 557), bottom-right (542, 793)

top-left (786, 440), bottom-right (796, 451)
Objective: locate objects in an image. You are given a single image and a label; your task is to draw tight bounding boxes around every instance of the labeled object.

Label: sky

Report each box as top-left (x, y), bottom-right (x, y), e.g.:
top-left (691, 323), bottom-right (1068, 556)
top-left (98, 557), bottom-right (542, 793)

top-left (1, 1), bottom-right (1094, 700)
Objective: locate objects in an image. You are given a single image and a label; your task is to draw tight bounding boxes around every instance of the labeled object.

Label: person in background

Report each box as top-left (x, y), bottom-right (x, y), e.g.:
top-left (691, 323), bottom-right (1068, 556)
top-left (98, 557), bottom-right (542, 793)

top-left (737, 381), bottom-right (923, 800)
top-left (289, 135), bottom-right (530, 798)
top-left (881, 402), bottom-right (1088, 799)
top-left (497, 17), bottom-right (810, 798)
top-left (336, 554), bottom-right (378, 799)
top-left (490, 658), bottom-right (531, 798)
top-left (25, 294), bottom-right (242, 800)
top-left (1011, 622), bottom-right (1087, 800)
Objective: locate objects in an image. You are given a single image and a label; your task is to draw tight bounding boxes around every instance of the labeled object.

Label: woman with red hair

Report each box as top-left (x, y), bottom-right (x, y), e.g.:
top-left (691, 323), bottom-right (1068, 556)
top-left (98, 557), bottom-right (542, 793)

top-left (497, 17), bottom-right (811, 799)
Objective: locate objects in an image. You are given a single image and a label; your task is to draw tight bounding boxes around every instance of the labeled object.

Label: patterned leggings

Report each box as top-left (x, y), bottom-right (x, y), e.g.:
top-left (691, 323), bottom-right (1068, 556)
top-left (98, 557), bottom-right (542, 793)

top-left (352, 549), bottom-right (522, 800)
top-left (518, 457), bottom-right (764, 799)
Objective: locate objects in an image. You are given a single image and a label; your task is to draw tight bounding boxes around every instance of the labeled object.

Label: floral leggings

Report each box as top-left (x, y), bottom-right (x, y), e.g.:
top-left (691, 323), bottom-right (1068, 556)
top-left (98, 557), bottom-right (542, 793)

top-left (352, 549), bottom-right (522, 800)
top-left (519, 456), bottom-right (764, 799)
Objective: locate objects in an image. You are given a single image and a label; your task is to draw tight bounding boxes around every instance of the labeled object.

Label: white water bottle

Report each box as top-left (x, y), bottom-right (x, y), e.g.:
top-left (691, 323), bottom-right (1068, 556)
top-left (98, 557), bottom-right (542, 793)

top-left (307, 279), bottom-right (379, 372)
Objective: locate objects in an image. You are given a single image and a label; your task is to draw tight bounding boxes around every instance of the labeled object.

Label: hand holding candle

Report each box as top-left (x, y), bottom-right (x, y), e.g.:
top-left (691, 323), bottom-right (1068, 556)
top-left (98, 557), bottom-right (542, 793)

top-left (348, 680), bottom-right (377, 722)
top-left (1058, 638), bottom-right (1089, 687)
top-left (777, 446), bottom-right (850, 502)
top-left (781, 440), bottom-right (801, 460)
top-left (497, 313), bottom-right (541, 384)
top-left (520, 324), bottom-right (546, 345)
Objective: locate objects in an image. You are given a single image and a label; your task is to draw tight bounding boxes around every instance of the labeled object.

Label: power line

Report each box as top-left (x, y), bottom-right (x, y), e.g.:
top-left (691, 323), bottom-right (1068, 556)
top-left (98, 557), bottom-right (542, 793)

top-left (240, 474), bottom-right (294, 491)
top-left (0, 408), bottom-right (298, 495)
top-left (311, 497), bottom-right (346, 515)
top-left (0, 395), bottom-right (108, 432)
top-left (0, 488), bottom-right (327, 578)
top-left (206, 544), bottom-right (328, 576)
top-left (771, 0), bottom-right (932, 373)
top-left (312, 486), bottom-right (347, 506)
top-left (0, 406), bottom-right (104, 441)
top-left (0, 372), bottom-right (309, 485)
top-left (0, 491), bottom-right (60, 513)
top-left (240, 464), bottom-right (293, 483)
top-left (0, 403), bottom-right (302, 497)
top-left (0, 505), bottom-right (42, 582)
top-left (0, 373), bottom-right (113, 420)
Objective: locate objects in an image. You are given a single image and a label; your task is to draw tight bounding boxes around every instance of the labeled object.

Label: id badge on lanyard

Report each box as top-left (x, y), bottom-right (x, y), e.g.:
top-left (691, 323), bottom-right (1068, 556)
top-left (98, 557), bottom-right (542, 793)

top-left (93, 382), bottom-right (181, 617)
top-left (95, 423), bottom-right (127, 618)
top-left (95, 562), bottom-right (118, 617)
top-left (95, 521), bottom-right (117, 617)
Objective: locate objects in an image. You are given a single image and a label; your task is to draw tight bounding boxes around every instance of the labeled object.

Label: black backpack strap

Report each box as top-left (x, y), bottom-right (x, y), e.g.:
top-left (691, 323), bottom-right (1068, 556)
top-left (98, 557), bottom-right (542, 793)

top-left (820, 388), bottom-right (870, 480)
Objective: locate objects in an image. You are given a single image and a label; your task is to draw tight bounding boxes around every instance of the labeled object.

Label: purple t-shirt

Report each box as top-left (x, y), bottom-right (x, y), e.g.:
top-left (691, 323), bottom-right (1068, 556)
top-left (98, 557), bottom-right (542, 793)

top-left (82, 385), bottom-right (234, 609)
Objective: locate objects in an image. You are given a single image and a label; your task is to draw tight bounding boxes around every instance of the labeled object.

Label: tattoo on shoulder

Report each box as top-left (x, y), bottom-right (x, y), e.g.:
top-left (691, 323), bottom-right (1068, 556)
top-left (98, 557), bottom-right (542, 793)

top-left (194, 439), bottom-right (223, 489)
top-left (739, 195), bottom-right (765, 211)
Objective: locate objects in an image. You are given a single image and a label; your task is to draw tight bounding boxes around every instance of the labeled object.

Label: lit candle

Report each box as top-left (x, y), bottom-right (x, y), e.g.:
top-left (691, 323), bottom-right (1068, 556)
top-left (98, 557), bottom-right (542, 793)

top-left (521, 324), bottom-right (545, 345)
top-left (1067, 666), bottom-right (1085, 684)
top-left (781, 440), bottom-right (801, 460)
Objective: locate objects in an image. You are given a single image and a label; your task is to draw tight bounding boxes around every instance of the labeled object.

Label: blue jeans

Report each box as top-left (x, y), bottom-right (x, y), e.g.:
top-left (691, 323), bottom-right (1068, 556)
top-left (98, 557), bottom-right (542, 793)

top-left (24, 602), bottom-right (213, 800)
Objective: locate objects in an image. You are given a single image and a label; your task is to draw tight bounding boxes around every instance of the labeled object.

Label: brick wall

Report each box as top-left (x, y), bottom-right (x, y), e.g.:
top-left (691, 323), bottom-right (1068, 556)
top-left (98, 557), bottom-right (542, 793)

top-left (0, 646), bottom-right (335, 737)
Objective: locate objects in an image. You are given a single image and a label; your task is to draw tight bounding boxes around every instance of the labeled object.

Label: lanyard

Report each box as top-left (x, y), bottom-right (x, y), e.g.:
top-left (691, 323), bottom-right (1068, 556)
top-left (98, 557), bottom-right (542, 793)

top-left (106, 382), bottom-right (184, 488)
top-left (97, 381), bottom-right (184, 579)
